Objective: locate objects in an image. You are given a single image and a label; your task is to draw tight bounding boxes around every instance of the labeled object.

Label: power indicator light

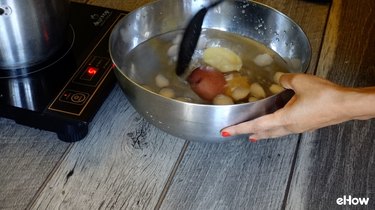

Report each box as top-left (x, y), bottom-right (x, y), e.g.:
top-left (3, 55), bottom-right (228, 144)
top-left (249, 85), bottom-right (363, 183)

top-left (80, 66), bottom-right (99, 81)
top-left (87, 66), bottom-right (98, 75)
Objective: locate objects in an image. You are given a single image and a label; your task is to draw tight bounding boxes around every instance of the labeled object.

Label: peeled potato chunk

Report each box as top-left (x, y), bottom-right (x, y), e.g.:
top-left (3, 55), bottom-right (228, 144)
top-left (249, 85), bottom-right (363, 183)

top-left (203, 47), bottom-right (242, 72)
top-left (248, 96), bottom-right (259, 102)
top-left (224, 73), bottom-right (251, 98)
top-left (167, 44), bottom-right (178, 59)
top-left (269, 84), bottom-right (285, 94)
top-left (232, 87), bottom-right (251, 101)
top-left (155, 73), bottom-right (170, 88)
top-left (250, 83), bottom-right (266, 98)
top-left (213, 94), bottom-right (234, 105)
top-left (253, 53), bottom-right (273, 67)
top-left (159, 88), bottom-right (175, 98)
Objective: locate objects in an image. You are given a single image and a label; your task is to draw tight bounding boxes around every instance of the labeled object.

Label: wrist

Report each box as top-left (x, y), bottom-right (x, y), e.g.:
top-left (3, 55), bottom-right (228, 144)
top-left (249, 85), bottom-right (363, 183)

top-left (340, 87), bottom-right (375, 120)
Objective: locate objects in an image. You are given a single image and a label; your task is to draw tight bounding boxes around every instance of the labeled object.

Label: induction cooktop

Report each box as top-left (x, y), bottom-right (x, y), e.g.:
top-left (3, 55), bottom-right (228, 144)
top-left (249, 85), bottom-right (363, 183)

top-left (0, 3), bottom-right (127, 142)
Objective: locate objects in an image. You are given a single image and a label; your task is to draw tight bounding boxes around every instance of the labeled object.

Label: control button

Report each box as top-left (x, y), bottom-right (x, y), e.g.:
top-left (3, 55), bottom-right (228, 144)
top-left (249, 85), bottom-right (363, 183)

top-left (71, 93), bottom-right (87, 103)
top-left (59, 89), bottom-right (89, 105)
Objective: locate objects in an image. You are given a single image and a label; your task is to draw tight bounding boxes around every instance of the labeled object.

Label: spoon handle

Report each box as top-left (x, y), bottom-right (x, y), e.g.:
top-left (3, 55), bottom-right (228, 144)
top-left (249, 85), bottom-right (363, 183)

top-left (175, 0), bottom-right (225, 76)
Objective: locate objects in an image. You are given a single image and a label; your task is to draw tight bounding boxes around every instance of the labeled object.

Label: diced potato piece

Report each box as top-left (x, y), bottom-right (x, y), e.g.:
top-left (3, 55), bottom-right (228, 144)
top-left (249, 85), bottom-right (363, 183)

top-left (155, 74), bottom-right (170, 88)
top-left (273, 72), bottom-right (285, 84)
top-left (232, 87), bottom-right (251, 101)
top-left (269, 84), bottom-right (285, 94)
top-left (213, 94), bottom-right (234, 105)
top-left (203, 47), bottom-right (242, 72)
top-left (253, 53), bottom-right (273, 67)
top-left (167, 44), bottom-right (178, 58)
top-left (250, 83), bottom-right (266, 98)
top-left (224, 73), bottom-right (250, 86)
top-left (159, 88), bottom-right (175, 98)
top-left (248, 96), bottom-right (259, 102)
top-left (224, 73), bottom-right (251, 97)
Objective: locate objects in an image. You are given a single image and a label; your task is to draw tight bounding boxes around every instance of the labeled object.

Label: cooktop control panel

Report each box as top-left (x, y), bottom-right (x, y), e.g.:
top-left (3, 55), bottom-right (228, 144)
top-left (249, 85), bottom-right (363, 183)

top-left (48, 51), bottom-right (114, 116)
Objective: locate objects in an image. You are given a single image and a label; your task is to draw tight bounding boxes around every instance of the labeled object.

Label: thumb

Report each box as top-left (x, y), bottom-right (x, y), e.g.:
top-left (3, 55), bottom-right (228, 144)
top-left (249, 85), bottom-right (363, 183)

top-left (278, 73), bottom-right (297, 90)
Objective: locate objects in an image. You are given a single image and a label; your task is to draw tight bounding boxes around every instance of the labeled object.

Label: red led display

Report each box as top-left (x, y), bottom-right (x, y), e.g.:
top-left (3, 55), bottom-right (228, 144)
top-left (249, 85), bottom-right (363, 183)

top-left (87, 66), bottom-right (98, 75)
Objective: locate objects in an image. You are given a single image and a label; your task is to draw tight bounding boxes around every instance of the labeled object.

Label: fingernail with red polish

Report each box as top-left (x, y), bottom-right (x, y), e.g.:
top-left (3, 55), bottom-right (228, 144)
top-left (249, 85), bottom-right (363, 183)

top-left (249, 138), bottom-right (257, 143)
top-left (221, 131), bottom-right (231, 137)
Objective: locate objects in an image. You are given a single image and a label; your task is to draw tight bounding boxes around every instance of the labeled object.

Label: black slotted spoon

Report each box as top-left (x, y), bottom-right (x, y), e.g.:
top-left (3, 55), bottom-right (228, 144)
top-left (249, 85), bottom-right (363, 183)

top-left (175, 0), bottom-right (225, 76)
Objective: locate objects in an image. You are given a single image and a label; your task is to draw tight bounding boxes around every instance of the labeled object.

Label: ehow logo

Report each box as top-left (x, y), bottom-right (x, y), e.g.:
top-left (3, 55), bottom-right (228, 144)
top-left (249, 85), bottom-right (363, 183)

top-left (336, 195), bottom-right (369, 206)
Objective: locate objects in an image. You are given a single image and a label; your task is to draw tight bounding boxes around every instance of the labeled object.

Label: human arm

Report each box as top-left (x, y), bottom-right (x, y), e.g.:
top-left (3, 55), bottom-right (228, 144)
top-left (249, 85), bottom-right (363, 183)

top-left (220, 73), bottom-right (375, 141)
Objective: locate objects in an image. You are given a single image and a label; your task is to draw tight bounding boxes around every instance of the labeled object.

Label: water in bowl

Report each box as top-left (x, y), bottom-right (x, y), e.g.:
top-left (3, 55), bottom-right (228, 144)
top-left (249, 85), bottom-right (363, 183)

top-left (121, 28), bottom-right (290, 104)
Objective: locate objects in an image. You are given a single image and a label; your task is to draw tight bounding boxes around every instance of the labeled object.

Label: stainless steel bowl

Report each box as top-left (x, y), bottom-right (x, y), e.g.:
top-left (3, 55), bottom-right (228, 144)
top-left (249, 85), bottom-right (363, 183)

top-left (109, 0), bottom-right (311, 142)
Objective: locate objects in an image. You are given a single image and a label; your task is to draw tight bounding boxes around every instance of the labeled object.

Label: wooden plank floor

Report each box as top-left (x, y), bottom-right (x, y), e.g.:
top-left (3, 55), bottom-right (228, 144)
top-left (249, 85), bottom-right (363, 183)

top-left (1, 0), bottom-right (374, 209)
top-left (287, 0), bottom-right (375, 209)
top-left (159, 0), bottom-right (331, 209)
top-left (30, 86), bottom-right (186, 209)
top-left (0, 119), bottom-right (70, 209)
top-left (160, 138), bottom-right (299, 210)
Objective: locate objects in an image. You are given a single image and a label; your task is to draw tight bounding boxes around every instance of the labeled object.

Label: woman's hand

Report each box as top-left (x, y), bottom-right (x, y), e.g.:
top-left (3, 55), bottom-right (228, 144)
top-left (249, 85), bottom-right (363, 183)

top-left (220, 73), bottom-right (375, 141)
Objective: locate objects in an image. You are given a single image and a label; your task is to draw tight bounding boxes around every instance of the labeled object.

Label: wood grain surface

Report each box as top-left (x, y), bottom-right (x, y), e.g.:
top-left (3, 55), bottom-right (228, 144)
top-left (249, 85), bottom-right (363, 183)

top-left (159, 1), bottom-right (331, 209)
top-left (1, 0), bottom-right (374, 209)
top-left (30, 86), bottom-right (186, 209)
top-left (0, 119), bottom-right (70, 209)
top-left (160, 138), bottom-right (299, 210)
top-left (287, 0), bottom-right (375, 209)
